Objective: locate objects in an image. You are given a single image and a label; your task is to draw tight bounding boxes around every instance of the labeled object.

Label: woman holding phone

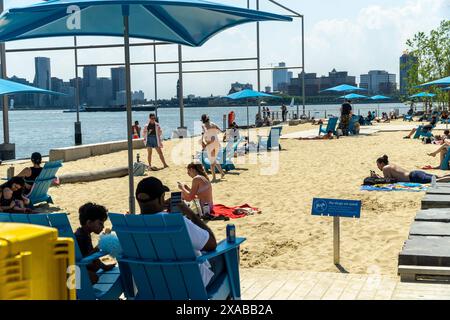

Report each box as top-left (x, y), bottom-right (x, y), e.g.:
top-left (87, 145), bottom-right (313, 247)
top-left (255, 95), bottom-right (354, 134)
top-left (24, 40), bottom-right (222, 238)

top-left (178, 163), bottom-right (214, 213)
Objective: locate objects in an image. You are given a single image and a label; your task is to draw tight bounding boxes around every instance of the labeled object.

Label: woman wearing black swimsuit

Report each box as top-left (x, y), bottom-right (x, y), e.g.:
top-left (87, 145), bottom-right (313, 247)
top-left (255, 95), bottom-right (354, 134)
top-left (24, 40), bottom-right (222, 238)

top-left (17, 152), bottom-right (43, 194)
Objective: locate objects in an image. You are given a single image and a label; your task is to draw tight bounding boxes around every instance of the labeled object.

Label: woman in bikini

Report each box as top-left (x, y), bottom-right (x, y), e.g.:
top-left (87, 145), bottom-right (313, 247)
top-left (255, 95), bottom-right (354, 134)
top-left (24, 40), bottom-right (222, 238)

top-left (17, 152), bottom-right (43, 194)
top-left (201, 114), bottom-right (225, 181)
top-left (178, 163), bottom-right (214, 213)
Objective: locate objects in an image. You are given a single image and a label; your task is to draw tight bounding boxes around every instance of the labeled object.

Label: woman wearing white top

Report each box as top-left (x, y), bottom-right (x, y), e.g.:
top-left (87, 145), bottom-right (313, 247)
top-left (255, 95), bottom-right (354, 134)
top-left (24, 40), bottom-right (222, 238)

top-left (201, 114), bottom-right (225, 181)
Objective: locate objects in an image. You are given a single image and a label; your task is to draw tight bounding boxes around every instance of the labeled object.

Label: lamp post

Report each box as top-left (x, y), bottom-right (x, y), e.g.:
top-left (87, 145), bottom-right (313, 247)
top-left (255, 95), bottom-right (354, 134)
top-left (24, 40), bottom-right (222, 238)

top-left (74, 36), bottom-right (82, 145)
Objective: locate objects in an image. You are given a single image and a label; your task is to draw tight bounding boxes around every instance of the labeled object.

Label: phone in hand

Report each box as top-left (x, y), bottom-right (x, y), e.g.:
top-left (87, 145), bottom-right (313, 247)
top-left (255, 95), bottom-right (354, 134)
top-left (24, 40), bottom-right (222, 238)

top-left (170, 192), bottom-right (182, 213)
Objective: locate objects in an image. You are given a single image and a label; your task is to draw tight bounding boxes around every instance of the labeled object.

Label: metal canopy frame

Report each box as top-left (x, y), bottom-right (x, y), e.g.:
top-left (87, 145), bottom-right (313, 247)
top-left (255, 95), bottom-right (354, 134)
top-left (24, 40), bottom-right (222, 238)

top-left (0, 0), bottom-right (305, 156)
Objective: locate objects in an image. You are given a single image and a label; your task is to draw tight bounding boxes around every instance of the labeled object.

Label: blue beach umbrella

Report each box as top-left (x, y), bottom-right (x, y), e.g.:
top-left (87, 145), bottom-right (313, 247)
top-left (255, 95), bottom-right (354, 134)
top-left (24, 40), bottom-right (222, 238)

top-left (0, 78), bottom-right (66, 96)
top-left (321, 84), bottom-right (367, 93)
top-left (339, 93), bottom-right (367, 100)
top-left (368, 95), bottom-right (390, 116)
top-left (225, 89), bottom-right (281, 142)
top-left (418, 76), bottom-right (450, 88)
top-left (0, 0), bottom-right (292, 213)
top-left (409, 92), bottom-right (436, 98)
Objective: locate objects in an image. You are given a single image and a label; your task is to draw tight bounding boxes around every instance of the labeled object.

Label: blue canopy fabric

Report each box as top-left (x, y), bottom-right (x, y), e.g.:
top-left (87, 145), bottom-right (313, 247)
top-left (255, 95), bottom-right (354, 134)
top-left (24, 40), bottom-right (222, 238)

top-left (418, 76), bottom-right (450, 88)
top-left (0, 78), bottom-right (66, 96)
top-left (321, 84), bottom-right (366, 93)
top-left (0, 0), bottom-right (292, 46)
top-left (225, 89), bottom-right (280, 100)
top-left (368, 95), bottom-right (391, 100)
top-left (339, 93), bottom-right (367, 100)
top-left (409, 92), bottom-right (436, 98)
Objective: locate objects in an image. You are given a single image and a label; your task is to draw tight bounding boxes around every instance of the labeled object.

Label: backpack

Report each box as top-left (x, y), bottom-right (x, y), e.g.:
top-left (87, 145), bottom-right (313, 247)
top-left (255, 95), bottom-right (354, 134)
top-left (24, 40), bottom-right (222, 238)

top-left (133, 162), bottom-right (147, 176)
top-left (363, 177), bottom-right (397, 185)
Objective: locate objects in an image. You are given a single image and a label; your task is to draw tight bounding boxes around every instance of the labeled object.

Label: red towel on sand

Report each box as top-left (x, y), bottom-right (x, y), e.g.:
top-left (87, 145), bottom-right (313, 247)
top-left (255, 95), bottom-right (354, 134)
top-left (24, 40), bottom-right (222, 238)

top-left (212, 204), bottom-right (260, 219)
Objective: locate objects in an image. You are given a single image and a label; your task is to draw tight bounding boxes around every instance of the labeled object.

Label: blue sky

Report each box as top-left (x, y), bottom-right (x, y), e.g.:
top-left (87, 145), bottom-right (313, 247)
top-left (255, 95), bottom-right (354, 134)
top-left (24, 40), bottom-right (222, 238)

top-left (3, 0), bottom-right (449, 99)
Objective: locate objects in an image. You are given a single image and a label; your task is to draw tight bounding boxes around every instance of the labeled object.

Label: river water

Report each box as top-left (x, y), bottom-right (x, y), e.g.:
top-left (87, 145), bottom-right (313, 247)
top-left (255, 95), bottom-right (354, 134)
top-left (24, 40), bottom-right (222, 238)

top-left (1, 102), bottom-right (411, 159)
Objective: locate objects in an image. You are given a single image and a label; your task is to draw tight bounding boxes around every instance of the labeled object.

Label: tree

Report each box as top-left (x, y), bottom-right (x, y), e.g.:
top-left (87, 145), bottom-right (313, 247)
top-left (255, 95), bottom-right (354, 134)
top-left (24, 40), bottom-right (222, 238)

top-left (405, 20), bottom-right (450, 109)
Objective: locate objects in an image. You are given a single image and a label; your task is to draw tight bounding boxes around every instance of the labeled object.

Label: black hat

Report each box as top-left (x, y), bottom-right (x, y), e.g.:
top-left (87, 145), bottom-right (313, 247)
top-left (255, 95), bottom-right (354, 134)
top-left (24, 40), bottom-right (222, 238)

top-left (31, 152), bottom-right (42, 164)
top-left (136, 177), bottom-right (170, 202)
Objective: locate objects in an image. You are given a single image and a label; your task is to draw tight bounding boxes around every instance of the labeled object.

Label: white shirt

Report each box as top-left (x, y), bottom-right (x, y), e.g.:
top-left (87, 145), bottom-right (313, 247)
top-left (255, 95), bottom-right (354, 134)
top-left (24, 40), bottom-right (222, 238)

top-left (182, 216), bottom-right (214, 287)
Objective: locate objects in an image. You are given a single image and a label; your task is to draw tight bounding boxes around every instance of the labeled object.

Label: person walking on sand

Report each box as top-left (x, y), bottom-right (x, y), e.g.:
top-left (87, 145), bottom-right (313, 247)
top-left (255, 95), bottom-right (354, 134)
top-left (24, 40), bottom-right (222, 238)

top-left (281, 104), bottom-right (287, 122)
top-left (339, 99), bottom-right (352, 136)
top-left (201, 114), bottom-right (225, 181)
top-left (143, 113), bottom-right (168, 171)
top-left (132, 121), bottom-right (141, 139)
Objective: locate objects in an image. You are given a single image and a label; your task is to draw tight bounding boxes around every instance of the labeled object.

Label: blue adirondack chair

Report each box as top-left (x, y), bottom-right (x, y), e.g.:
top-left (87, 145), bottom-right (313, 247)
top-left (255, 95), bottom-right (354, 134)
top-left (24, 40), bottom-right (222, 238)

top-left (109, 213), bottom-right (246, 300)
top-left (202, 137), bottom-right (243, 173)
top-left (347, 115), bottom-right (361, 135)
top-left (0, 212), bottom-right (131, 300)
top-left (319, 117), bottom-right (338, 135)
top-left (413, 125), bottom-right (434, 139)
top-left (403, 115), bottom-right (414, 122)
top-left (257, 126), bottom-right (282, 152)
top-left (26, 160), bottom-right (62, 207)
top-left (441, 149), bottom-right (450, 170)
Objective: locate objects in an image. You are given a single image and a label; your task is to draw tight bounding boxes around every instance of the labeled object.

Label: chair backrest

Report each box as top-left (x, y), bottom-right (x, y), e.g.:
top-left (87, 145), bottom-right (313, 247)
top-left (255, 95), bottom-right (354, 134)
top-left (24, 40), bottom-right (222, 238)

top-left (326, 117), bottom-right (338, 132)
top-left (27, 160), bottom-right (63, 204)
top-left (267, 126), bottom-right (282, 148)
top-left (109, 213), bottom-right (208, 300)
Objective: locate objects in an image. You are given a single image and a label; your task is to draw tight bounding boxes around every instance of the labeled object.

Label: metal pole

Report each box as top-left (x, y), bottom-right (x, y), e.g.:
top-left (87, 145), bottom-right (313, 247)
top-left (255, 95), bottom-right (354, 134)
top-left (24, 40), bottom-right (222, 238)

top-left (178, 45), bottom-right (185, 130)
top-left (74, 36), bottom-right (82, 145)
top-left (0, 0), bottom-right (10, 153)
top-left (333, 216), bottom-right (340, 265)
top-left (256, 0), bottom-right (261, 114)
top-left (301, 16), bottom-right (305, 117)
top-left (153, 40), bottom-right (158, 118)
top-left (123, 13), bottom-right (136, 215)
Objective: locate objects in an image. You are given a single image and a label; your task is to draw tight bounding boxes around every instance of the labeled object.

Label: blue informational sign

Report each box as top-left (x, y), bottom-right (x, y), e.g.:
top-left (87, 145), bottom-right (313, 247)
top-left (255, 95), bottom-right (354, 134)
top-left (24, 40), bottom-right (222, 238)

top-left (311, 198), bottom-right (361, 218)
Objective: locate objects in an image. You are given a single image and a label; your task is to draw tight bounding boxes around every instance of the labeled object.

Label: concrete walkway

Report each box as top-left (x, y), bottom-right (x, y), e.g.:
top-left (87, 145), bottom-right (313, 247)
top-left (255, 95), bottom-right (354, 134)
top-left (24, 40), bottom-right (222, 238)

top-left (240, 269), bottom-right (450, 300)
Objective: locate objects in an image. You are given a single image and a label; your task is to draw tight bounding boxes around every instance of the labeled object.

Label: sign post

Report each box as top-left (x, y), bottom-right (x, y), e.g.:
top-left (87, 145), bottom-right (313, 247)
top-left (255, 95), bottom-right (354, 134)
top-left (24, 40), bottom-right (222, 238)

top-left (312, 198), bottom-right (361, 266)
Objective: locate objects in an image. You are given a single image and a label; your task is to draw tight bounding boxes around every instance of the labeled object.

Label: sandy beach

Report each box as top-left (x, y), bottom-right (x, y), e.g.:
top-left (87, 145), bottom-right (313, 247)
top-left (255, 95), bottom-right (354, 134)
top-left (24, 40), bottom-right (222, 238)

top-left (2, 120), bottom-right (446, 277)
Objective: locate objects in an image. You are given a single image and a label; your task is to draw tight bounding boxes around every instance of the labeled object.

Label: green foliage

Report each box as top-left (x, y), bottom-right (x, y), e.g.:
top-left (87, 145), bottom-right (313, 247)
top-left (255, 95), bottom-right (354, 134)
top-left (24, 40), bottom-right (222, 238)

top-left (405, 20), bottom-right (450, 106)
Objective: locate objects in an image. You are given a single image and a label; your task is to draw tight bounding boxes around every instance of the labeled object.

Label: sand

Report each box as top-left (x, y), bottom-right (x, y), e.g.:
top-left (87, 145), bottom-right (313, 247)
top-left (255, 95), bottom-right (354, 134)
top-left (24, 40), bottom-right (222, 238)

top-left (2, 120), bottom-right (446, 277)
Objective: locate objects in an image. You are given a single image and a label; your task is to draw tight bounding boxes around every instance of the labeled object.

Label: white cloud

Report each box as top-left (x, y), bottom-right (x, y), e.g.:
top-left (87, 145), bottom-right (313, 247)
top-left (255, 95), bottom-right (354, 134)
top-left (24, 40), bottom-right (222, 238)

top-left (304, 0), bottom-right (448, 81)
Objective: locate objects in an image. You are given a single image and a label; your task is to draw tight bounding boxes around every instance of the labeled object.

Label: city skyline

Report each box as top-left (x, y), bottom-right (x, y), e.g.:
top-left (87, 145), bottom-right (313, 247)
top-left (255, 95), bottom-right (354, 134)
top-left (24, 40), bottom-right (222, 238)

top-left (2, 0), bottom-right (448, 100)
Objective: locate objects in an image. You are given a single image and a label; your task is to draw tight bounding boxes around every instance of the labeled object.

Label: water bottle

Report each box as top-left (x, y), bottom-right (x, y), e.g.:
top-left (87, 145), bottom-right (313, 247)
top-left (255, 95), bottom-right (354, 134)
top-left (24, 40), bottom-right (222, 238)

top-left (202, 203), bottom-right (210, 217)
top-left (136, 153), bottom-right (140, 163)
top-left (226, 224), bottom-right (236, 243)
top-left (432, 175), bottom-right (437, 188)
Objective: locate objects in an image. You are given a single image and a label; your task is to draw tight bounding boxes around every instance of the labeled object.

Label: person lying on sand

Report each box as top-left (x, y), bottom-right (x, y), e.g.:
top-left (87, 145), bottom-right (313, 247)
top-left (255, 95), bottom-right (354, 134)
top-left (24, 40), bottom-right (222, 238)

top-left (372, 154), bottom-right (450, 183)
top-left (297, 130), bottom-right (334, 140)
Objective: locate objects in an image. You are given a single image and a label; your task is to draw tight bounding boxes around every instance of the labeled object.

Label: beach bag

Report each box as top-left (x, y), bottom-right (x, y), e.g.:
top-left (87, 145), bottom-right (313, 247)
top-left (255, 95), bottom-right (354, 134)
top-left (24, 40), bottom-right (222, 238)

top-left (133, 162), bottom-right (146, 176)
top-left (363, 177), bottom-right (397, 185)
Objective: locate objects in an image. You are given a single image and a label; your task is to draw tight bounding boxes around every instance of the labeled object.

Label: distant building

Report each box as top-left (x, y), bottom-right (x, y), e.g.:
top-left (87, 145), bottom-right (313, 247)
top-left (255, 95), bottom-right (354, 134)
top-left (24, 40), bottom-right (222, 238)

top-left (111, 67), bottom-right (126, 104)
top-left (228, 82), bottom-right (253, 94)
top-left (288, 72), bottom-right (321, 96)
top-left (272, 62), bottom-right (289, 92)
top-left (399, 52), bottom-right (418, 95)
top-left (33, 57), bottom-right (51, 106)
top-left (95, 77), bottom-right (113, 106)
top-left (82, 66), bottom-right (98, 105)
top-left (265, 86), bottom-right (271, 93)
top-left (115, 90), bottom-right (126, 106)
top-left (9, 76), bottom-right (34, 106)
top-left (320, 69), bottom-right (356, 90)
top-left (132, 90), bottom-right (145, 103)
top-left (360, 70), bottom-right (396, 95)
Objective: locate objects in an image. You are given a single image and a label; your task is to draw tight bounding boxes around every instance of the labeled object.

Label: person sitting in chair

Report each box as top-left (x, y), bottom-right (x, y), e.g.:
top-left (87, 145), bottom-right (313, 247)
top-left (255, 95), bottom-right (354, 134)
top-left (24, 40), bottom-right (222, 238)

top-left (403, 116), bottom-right (437, 139)
top-left (17, 152), bottom-right (43, 194)
top-left (136, 177), bottom-right (223, 289)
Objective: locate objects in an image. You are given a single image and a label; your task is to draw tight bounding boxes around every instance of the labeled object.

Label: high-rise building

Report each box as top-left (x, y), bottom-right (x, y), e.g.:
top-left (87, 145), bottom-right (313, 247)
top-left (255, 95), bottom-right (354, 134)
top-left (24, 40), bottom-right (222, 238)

top-left (83, 66), bottom-right (97, 87)
top-left (111, 67), bottom-right (126, 104)
top-left (272, 62), bottom-right (289, 92)
top-left (95, 77), bottom-right (113, 106)
top-left (399, 52), bottom-right (418, 95)
top-left (360, 70), bottom-right (396, 94)
top-left (33, 57), bottom-right (51, 106)
top-left (82, 66), bottom-right (98, 105)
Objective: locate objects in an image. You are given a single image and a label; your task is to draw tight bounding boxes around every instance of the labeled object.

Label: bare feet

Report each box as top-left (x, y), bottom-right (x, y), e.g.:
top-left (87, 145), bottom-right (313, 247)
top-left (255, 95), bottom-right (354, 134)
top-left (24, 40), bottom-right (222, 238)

top-left (428, 152), bottom-right (437, 157)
